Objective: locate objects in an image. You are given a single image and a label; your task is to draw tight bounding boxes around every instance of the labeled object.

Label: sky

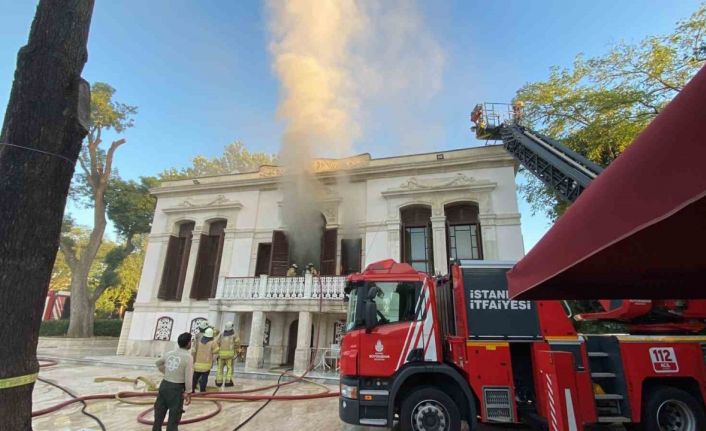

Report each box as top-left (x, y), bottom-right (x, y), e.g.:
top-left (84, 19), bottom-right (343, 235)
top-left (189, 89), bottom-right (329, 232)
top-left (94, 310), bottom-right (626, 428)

top-left (1, 0), bottom-right (702, 250)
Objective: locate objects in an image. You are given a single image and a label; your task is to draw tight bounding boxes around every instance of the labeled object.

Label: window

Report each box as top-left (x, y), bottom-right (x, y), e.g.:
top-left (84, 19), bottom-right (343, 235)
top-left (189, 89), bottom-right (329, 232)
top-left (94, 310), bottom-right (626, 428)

top-left (401, 206), bottom-right (434, 273)
top-left (190, 317), bottom-right (207, 338)
top-left (191, 219), bottom-right (227, 300)
top-left (340, 238), bottom-right (362, 275)
top-left (372, 282), bottom-right (421, 324)
top-left (154, 316), bottom-right (174, 341)
top-left (158, 221), bottom-right (194, 300)
top-left (255, 243), bottom-right (272, 276)
top-left (445, 203), bottom-right (482, 261)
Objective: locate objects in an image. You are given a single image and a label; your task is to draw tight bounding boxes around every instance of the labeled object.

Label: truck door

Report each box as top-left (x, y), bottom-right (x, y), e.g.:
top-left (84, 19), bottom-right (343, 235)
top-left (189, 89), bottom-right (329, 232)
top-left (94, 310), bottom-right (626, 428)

top-left (359, 279), bottom-right (439, 376)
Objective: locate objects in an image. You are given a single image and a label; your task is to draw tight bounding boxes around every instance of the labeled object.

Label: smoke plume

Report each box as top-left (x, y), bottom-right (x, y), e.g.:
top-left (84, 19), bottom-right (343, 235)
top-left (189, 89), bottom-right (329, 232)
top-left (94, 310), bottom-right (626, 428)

top-left (266, 0), bottom-right (445, 269)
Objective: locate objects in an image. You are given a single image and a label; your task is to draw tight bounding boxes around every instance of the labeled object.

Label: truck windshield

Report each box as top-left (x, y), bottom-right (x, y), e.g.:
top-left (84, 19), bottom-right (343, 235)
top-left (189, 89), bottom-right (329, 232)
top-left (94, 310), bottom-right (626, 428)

top-left (345, 287), bottom-right (358, 331)
top-left (370, 281), bottom-right (421, 324)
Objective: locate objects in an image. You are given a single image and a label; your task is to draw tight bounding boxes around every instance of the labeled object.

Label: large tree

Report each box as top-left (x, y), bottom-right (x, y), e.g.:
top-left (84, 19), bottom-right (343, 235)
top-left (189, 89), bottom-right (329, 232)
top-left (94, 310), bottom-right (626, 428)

top-left (0, 0), bottom-right (94, 427)
top-left (60, 82), bottom-right (137, 337)
top-left (160, 141), bottom-right (277, 179)
top-left (517, 4), bottom-right (706, 220)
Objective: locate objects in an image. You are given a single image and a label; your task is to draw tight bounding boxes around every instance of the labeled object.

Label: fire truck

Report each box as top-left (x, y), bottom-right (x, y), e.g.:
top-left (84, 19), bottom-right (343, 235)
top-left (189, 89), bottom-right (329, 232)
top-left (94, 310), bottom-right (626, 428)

top-left (338, 104), bottom-right (706, 430)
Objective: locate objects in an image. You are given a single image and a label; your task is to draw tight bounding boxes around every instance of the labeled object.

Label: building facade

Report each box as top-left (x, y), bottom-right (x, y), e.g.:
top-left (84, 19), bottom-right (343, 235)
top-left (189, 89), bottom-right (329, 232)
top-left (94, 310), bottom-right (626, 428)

top-left (125, 145), bottom-right (524, 371)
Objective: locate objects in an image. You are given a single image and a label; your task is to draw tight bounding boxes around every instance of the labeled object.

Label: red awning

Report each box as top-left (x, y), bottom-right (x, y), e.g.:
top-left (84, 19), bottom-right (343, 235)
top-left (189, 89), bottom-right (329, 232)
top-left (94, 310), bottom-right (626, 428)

top-left (507, 66), bottom-right (706, 300)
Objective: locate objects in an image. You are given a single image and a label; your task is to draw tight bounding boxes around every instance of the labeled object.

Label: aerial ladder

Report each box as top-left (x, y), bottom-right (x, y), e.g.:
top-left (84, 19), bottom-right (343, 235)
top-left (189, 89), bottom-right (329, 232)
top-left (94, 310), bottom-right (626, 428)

top-left (470, 102), bottom-right (706, 333)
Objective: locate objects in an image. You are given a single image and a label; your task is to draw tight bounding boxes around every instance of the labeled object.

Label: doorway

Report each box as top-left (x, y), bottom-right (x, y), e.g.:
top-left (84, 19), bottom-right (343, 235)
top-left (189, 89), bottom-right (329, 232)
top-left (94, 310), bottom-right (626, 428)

top-left (286, 319), bottom-right (298, 365)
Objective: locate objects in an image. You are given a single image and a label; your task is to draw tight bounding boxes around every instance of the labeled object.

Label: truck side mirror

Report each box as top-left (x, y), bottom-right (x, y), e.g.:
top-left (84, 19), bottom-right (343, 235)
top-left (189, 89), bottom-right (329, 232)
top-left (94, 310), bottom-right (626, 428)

top-left (364, 301), bottom-right (377, 333)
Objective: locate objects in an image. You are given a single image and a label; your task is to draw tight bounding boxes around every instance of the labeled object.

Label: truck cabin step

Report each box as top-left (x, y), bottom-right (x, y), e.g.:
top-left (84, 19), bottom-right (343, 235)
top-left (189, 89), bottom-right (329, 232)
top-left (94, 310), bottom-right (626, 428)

top-left (587, 352), bottom-right (610, 357)
top-left (597, 416), bottom-right (631, 423)
top-left (591, 372), bottom-right (616, 378)
top-left (594, 394), bottom-right (624, 400)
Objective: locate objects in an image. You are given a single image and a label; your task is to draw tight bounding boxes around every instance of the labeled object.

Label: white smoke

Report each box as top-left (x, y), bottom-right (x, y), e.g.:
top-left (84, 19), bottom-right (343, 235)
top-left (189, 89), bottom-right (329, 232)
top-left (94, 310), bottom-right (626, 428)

top-left (266, 0), bottom-right (445, 268)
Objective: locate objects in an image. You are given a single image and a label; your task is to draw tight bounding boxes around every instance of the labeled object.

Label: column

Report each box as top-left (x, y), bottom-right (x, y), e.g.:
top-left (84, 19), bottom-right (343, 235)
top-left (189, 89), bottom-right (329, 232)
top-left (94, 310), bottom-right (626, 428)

top-left (430, 215), bottom-right (448, 275)
top-left (293, 311), bottom-right (313, 373)
top-left (218, 229), bottom-right (237, 276)
top-left (268, 314), bottom-right (286, 365)
top-left (138, 234), bottom-right (169, 302)
top-left (207, 300), bottom-right (221, 331)
top-left (245, 311), bottom-right (265, 369)
top-left (386, 220), bottom-right (401, 262)
top-left (180, 226), bottom-right (203, 302)
top-left (479, 215), bottom-right (498, 260)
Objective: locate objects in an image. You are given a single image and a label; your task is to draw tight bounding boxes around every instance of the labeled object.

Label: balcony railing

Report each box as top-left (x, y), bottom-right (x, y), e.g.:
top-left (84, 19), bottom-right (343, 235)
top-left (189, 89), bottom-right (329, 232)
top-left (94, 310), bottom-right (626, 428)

top-left (217, 274), bottom-right (346, 300)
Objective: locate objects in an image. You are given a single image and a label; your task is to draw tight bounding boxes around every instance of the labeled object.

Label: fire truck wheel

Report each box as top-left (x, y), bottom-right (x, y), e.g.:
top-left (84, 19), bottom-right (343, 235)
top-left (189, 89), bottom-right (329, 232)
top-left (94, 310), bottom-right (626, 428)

top-left (400, 386), bottom-right (461, 431)
top-left (641, 386), bottom-right (705, 431)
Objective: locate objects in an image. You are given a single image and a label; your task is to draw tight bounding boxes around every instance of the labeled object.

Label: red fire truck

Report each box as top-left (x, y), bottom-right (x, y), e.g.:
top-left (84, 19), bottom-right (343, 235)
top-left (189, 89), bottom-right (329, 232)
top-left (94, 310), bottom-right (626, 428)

top-left (338, 259), bottom-right (706, 430)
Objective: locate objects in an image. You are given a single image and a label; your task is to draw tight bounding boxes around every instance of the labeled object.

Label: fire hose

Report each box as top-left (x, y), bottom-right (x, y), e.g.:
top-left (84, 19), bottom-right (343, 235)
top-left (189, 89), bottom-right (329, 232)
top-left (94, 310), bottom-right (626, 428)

top-left (32, 276), bottom-right (341, 429)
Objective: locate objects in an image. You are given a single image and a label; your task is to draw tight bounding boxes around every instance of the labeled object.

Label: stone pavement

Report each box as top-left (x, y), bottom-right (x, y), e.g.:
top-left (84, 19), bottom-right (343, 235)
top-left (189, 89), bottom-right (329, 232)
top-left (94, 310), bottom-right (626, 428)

top-left (34, 338), bottom-right (621, 430)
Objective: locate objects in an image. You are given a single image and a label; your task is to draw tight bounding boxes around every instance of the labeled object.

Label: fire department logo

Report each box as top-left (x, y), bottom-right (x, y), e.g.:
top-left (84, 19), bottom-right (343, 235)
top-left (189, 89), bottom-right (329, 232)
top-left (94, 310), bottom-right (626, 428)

top-left (166, 356), bottom-right (181, 372)
top-left (369, 339), bottom-right (390, 361)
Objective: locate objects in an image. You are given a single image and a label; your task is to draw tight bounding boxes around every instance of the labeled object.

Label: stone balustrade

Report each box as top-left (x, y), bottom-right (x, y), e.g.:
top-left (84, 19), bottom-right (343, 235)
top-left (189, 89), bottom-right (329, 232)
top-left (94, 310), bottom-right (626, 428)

top-left (217, 274), bottom-right (346, 300)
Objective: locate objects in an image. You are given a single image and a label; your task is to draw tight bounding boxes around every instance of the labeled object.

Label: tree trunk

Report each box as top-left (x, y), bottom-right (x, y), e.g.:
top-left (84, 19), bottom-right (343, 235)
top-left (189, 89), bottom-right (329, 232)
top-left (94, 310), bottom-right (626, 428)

top-left (0, 1), bottom-right (94, 429)
top-left (66, 269), bottom-right (94, 337)
top-left (66, 196), bottom-right (106, 338)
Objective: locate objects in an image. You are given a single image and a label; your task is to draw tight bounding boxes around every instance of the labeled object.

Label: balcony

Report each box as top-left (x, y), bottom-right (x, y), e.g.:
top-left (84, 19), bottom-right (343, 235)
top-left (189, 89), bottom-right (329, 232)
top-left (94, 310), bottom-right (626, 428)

top-left (217, 274), bottom-right (347, 301)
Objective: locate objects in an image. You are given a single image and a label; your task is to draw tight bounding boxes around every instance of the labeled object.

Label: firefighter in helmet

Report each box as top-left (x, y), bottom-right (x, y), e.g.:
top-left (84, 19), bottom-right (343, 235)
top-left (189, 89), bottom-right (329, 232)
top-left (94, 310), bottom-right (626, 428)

top-left (306, 263), bottom-right (319, 277)
top-left (215, 321), bottom-right (240, 387)
top-left (286, 263), bottom-right (298, 277)
top-left (512, 100), bottom-right (524, 124)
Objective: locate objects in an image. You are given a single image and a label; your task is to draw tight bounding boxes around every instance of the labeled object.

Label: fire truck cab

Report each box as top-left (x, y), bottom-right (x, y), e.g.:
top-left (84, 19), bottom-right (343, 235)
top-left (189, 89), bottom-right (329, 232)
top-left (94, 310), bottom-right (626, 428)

top-left (339, 259), bottom-right (706, 430)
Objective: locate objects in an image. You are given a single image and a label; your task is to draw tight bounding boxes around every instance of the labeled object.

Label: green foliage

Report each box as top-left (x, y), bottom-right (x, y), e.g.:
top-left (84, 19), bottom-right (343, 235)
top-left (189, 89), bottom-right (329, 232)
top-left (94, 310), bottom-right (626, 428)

top-left (516, 4), bottom-right (706, 220)
top-left (89, 82), bottom-right (137, 134)
top-left (39, 319), bottom-right (122, 337)
top-left (104, 176), bottom-right (158, 240)
top-left (160, 141), bottom-right (277, 180)
top-left (95, 235), bottom-right (146, 317)
top-left (71, 82), bottom-right (138, 207)
top-left (39, 320), bottom-right (70, 336)
top-left (54, 223), bottom-right (118, 291)
top-left (93, 319), bottom-right (124, 336)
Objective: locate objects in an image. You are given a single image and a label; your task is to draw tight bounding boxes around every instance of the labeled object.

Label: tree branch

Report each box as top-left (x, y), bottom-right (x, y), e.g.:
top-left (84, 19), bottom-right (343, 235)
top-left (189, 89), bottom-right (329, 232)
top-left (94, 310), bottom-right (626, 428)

top-left (102, 138), bottom-right (125, 182)
top-left (58, 237), bottom-right (79, 271)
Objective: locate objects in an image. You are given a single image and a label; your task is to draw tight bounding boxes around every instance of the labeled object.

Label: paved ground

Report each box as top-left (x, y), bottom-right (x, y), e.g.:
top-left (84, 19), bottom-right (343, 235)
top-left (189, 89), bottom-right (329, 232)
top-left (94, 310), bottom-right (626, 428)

top-left (34, 338), bottom-right (623, 430)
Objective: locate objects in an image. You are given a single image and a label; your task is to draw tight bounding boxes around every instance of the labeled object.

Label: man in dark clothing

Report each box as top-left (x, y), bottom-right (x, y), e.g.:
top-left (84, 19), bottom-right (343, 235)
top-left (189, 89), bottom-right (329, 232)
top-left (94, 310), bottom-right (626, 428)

top-left (153, 332), bottom-right (193, 431)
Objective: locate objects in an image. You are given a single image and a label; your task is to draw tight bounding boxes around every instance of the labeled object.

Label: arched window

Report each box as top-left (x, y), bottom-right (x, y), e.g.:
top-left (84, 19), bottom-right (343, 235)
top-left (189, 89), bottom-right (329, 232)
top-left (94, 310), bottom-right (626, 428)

top-left (445, 202), bottom-right (482, 261)
top-left (153, 316), bottom-right (174, 341)
top-left (158, 221), bottom-right (195, 300)
top-left (400, 205), bottom-right (434, 273)
top-left (190, 317), bottom-right (207, 337)
top-left (191, 219), bottom-right (227, 300)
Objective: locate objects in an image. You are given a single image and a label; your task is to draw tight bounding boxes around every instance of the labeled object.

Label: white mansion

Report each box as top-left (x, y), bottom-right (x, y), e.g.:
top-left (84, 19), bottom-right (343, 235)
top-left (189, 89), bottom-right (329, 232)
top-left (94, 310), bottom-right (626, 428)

top-left (124, 145), bottom-right (525, 371)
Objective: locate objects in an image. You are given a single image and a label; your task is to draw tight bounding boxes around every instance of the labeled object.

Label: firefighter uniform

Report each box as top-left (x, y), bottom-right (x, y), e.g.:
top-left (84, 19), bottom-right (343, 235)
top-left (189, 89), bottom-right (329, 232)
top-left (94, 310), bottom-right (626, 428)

top-left (286, 264), bottom-right (298, 277)
top-left (215, 321), bottom-right (240, 387)
top-left (191, 328), bottom-right (218, 392)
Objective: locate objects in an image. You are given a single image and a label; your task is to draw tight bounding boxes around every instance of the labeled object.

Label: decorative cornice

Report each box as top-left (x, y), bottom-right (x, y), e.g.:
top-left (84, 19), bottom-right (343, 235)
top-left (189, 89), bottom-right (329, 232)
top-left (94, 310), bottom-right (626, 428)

top-left (381, 173), bottom-right (496, 198)
top-left (162, 194), bottom-right (243, 214)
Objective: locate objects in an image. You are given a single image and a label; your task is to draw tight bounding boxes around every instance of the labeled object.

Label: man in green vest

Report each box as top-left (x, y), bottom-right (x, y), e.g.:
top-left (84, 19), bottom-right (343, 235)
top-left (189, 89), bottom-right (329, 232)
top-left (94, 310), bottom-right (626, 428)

top-left (215, 321), bottom-right (240, 387)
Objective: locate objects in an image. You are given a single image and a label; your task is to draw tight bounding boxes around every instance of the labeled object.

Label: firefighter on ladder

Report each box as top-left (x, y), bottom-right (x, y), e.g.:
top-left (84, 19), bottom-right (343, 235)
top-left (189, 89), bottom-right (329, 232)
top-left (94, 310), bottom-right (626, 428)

top-left (215, 321), bottom-right (239, 387)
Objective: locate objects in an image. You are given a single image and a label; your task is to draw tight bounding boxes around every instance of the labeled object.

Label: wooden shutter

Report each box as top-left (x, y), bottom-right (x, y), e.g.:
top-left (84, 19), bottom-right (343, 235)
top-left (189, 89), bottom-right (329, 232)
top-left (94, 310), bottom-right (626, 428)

top-left (269, 230), bottom-right (289, 276)
top-left (320, 228), bottom-right (338, 275)
top-left (209, 232), bottom-right (226, 298)
top-left (340, 238), bottom-right (362, 275)
top-left (191, 234), bottom-right (217, 300)
top-left (158, 236), bottom-right (181, 300)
